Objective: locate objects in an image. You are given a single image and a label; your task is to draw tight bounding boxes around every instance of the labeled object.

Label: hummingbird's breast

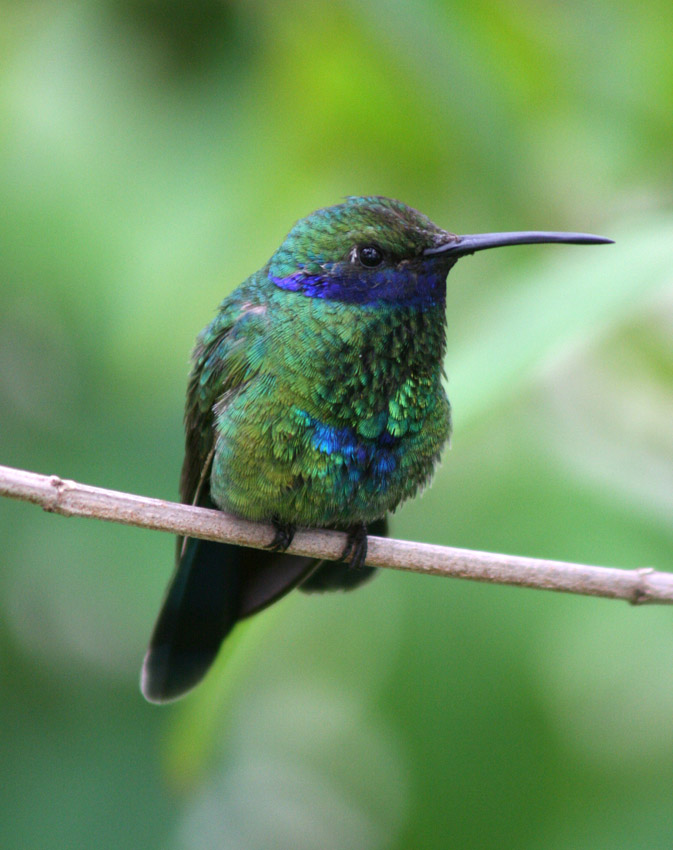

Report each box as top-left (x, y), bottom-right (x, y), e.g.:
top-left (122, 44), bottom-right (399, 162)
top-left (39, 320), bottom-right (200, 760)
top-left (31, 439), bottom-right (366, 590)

top-left (210, 291), bottom-right (451, 526)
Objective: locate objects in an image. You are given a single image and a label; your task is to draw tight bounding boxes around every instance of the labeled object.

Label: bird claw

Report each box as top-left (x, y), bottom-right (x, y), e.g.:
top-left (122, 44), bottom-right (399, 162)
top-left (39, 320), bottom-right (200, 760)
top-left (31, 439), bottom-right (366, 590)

top-left (341, 523), bottom-right (368, 570)
top-left (267, 518), bottom-right (296, 552)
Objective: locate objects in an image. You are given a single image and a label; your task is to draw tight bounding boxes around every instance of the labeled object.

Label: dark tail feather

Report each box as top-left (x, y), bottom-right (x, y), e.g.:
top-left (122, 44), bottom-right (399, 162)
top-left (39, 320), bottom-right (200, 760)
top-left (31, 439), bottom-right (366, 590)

top-left (141, 537), bottom-right (242, 703)
top-left (141, 537), bottom-right (316, 703)
top-left (141, 516), bottom-right (388, 702)
top-left (238, 550), bottom-right (319, 617)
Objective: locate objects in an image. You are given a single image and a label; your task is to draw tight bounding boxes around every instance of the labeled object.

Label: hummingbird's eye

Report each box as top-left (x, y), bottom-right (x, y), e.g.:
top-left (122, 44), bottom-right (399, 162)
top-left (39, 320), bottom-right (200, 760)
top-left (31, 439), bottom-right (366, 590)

top-left (357, 245), bottom-right (384, 268)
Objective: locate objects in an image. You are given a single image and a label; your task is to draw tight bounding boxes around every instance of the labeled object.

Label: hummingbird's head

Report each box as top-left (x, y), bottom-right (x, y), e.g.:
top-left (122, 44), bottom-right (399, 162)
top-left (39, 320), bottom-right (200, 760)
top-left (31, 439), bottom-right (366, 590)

top-left (268, 196), bottom-right (612, 308)
top-left (268, 196), bottom-right (459, 307)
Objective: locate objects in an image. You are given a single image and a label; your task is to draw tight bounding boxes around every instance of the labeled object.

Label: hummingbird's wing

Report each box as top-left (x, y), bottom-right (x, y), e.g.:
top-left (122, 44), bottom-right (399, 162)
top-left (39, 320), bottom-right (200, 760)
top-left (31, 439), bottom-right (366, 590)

top-left (182, 291), bottom-right (320, 609)
top-left (179, 292), bottom-right (268, 515)
top-left (142, 286), bottom-right (317, 703)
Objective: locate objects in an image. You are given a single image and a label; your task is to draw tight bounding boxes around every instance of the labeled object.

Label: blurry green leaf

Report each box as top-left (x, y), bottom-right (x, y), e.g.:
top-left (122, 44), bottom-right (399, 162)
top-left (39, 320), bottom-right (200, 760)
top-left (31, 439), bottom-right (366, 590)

top-left (533, 602), bottom-right (673, 768)
top-left (176, 679), bottom-right (408, 850)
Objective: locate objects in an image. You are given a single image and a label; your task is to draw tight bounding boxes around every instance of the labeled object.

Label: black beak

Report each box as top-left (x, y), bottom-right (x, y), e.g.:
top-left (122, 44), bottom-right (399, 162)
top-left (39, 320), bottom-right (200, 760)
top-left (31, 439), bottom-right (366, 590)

top-left (424, 231), bottom-right (614, 258)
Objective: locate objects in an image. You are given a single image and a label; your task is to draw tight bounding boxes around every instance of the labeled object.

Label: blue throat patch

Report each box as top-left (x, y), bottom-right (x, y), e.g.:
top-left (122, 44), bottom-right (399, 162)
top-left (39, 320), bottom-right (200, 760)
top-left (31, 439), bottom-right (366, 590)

top-left (268, 266), bottom-right (447, 307)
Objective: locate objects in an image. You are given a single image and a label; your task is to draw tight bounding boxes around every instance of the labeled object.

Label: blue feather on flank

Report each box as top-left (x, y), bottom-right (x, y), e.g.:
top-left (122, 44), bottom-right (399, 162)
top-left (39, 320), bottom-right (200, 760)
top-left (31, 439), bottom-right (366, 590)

top-left (298, 410), bottom-right (400, 485)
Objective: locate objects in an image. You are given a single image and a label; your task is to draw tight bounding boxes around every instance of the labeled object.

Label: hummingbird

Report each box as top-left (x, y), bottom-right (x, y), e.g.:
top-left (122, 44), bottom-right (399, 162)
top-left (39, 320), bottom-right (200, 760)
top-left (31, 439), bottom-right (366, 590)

top-left (141, 196), bottom-right (611, 703)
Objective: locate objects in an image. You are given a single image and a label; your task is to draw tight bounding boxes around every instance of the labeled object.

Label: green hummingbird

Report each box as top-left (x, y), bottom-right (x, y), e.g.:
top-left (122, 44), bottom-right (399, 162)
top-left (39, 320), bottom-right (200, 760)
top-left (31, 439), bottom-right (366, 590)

top-left (141, 196), bottom-right (611, 702)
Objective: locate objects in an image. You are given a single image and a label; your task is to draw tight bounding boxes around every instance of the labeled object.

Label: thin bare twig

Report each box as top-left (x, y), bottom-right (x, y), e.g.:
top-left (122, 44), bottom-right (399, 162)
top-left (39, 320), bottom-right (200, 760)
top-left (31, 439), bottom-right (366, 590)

top-left (0, 463), bottom-right (670, 606)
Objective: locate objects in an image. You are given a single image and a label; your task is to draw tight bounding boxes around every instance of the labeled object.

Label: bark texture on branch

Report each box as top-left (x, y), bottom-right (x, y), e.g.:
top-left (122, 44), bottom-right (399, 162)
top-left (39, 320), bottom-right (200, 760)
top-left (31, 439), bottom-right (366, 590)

top-left (1, 463), bottom-right (671, 606)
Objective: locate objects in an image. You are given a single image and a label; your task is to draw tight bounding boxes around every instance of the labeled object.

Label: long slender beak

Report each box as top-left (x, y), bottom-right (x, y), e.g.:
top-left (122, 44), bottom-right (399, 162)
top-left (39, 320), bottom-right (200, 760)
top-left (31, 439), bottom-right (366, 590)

top-left (424, 231), bottom-right (614, 257)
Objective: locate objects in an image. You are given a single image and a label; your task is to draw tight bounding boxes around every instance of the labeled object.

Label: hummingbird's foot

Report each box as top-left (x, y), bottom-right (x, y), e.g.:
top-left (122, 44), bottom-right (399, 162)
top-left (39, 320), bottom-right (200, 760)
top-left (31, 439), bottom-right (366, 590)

top-left (341, 523), bottom-right (368, 570)
top-left (267, 518), bottom-right (296, 553)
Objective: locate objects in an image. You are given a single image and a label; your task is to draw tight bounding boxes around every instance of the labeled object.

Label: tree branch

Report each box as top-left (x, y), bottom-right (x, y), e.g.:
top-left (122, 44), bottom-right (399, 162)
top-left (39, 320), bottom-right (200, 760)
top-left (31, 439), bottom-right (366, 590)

top-left (1, 463), bottom-right (671, 605)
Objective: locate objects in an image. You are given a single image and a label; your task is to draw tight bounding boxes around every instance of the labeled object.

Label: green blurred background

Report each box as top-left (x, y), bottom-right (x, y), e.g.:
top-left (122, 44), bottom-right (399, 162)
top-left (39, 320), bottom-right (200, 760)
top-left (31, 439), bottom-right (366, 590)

top-left (2, 1), bottom-right (673, 848)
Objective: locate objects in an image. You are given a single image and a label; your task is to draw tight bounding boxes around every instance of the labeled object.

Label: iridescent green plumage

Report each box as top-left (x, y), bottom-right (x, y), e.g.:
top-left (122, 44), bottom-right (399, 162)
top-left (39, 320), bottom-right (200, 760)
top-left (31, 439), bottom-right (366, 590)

top-left (201, 277), bottom-right (451, 526)
top-left (142, 196), bottom-right (612, 702)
